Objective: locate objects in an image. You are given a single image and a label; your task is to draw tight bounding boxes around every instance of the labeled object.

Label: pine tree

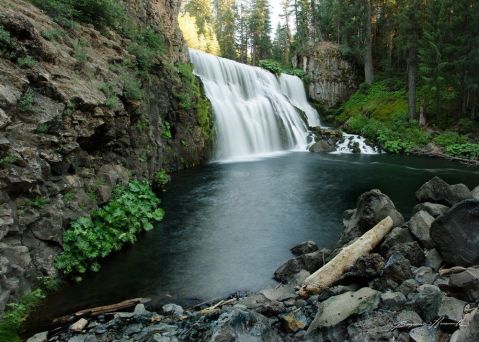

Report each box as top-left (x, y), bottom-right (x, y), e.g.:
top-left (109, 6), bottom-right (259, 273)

top-left (249, 0), bottom-right (272, 64)
top-left (214, 0), bottom-right (238, 60)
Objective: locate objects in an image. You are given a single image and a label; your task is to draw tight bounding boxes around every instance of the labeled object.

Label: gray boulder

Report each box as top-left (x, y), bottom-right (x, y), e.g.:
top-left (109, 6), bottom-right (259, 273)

top-left (290, 241), bottom-right (318, 256)
top-left (424, 249), bottom-right (443, 271)
top-left (380, 227), bottom-right (414, 255)
top-left (451, 308), bottom-right (479, 342)
top-left (380, 291), bottom-right (407, 311)
top-left (339, 189), bottom-right (404, 245)
top-left (438, 296), bottom-right (466, 322)
top-left (416, 177), bottom-right (472, 206)
top-left (430, 200), bottom-right (479, 266)
top-left (274, 249), bottom-right (329, 283)
top-left (473, 186), bottom-right (479, 200)
top-left (414, 266), bottom-right (437, 285)
top-left (447, 266), bottom-right (479, 301)
top-left (407, 284), bottom-right (443, 322)
top-left (409, 210), bottom-right (435, 249)
top-left (384, 241), bottom-right (425, 267)
top-left (383, 252), bottom-right (413, 284)
top-left (413, 202), bottom-right (449, 218)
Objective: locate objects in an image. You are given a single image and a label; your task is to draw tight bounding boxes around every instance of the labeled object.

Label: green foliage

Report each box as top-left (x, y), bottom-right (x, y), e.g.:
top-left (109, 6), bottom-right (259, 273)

top-left (121, 73), bottom-right (143, 101)
top-left (17, 56), bottom-right (38, 68)
top-left (127, 27), bottom-right (164, 72)
top-left (17, 90), bottom-right (36, 112)
top-left (19, 197), bottom-right (50, 209)
top-left (161, 121), bottom-right (172, 140)
top-left (42, 28), bottom-right (64, 41)
top-left (154, 169), bottom-right (170, 189)
top-left (445, 144), bottom-right (479, 160)
top-left (259, 59), bottom-right (282, 75)
top-left (30, 0), bottom-right (127, 30)
top-left (99, 82), bottom-right (119, 109)
top-left (55, 181), bottom-right (164, 277)
top-left (36, 122), bottom-right (50, 134)
top-left (0, 24), bottom-right (11, 47)
top-left (0, 155), bottom-right (16, 167)
top-left (433, 131), bottom-right (470, 147)
top-left (73, 39), bottom-right (88, 65)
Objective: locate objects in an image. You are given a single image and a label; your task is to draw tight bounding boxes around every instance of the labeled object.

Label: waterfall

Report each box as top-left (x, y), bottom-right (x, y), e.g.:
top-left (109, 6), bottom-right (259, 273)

top-left (190, 49), bottom-right (317, 161)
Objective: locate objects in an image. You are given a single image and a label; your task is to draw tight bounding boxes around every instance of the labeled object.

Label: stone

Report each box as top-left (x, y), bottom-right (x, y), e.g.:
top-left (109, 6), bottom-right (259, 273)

top-left (274, 249), bottom-right (328, 283)
top-left (383, 252), bottom-right (413, 284)
top-left (26, 332), bottom-right (48, 342)
top-left (409, 326), bottom-right (438, 342)
top-left (447, 266), bottom-right (479, 301)
top-left (380, 227), bottom-right (415, 255)
top-left (273, 258), bottom-right (303, 283)
top-left (414, 267), bottom-right (437, 285)
top-left (342, 253), bottom-right (385, 281)
top-left (380, 291), bottom-right (407, 310)
top-left (70, 318), bottom-right (89, 332)
top-left (438, 296), bottom-right (465, 322)
top-left (0, 108), bottom-right (10, 129)
top-left (409, 210), bottom-right (435, 248)
top-left (290, 241), bottom-right (318, 256)
top-left (451, 308), bottom-right (479, 342)
top-left (317, 284), bottom-right (360, 301)
top-left (473, 186), bottom-right (479, 200)
top-left (396, 310), bottom-right (423, 326)
top-left (430, 200), bottom-right (479, 266)
top-left (133, 303), bottom-right (149, 316)
top-left (385, 241), bottom-right (425, 267)
top-left (347, 310), bottom-right (396, 342)
top-left (307, 287), bottom-right (380, 332)
top-left (300, 249), bottom-right (330, 273)
top-left (398, 279), bottom-right (420, 296)
top-left (339, 189), bottom-right (404, 245)
top-left (407, 284), bottom-right (443, 322)
top-left (415, 177), bottom-right (472, 206)
top-left (281, 309), bottom-right (308, 333)
top-left (162, 304), bottom-right (184, 317)
top-left (210, 308), bottom-right (280, 342)
top-left (260, 285), bottom-right (296, 302)
top-left (424, 249), bottom-right (443, 271)
top-left (413, 202), bottom-right (449, 218)
top-left (309, 140), bottom-right (335, 153)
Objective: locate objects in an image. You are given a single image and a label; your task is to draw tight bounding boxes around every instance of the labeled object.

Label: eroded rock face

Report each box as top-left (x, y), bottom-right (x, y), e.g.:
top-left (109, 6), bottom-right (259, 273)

top-left (292, 42), bottom-right (360, 109)
top-left (430, 200), bottom-right (479, 266)
top-left (0, 0), bottom-right (212, 309)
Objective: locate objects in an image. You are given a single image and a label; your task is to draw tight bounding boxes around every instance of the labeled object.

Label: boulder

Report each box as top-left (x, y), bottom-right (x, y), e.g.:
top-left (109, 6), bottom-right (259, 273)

top-left (398, 279), bottom-right (420, 296)
top-left (274, 249), bottom-right (329, 283)
top-left (409, 326), bottom-right (438, 342)
top-left (211, 308), bottom-right (280, 342)
top-left (384, 241), bottom-right (425, 267)
top-left (307, 287), bottom-right (379, 332)
top-left (438, 296), bottom-right (465, 322)
top-left (412, 202), bottom-right (449, 218)
top-left (451, 308), bottom-right (479, 342)
top-left (339, 189), bottom-right (404, 245)
top-left (409, 210), bottom-right (435, 249)
top-left (346, 310), bottom-right (396, 342)
top-left (309, 140), bottom-right (335, 153)
top-left (447, 266), bottom-right (479, 301)
top-left (162, 304), bottom-right (184, 317)
top-left (380, 227), bottom-right (414, 255)
top-left (415, 177), bottom-right (472, 206)
top-left (70, 318), bottom-right (89, 332)
top-left (290, 241), bottom-right (318, 256)
top-left (414, 267), bottom-right (437, 285)
top-left (407, 284), bottom-right (443, 322)
top-left (380, 291), bottom-right (407, 311)
top-left (343, 253), bottom-right (385, 281)
top-left (383, 253), bottom-right (413, 284)
top-left (430, 200), bottom-right (479, 266)
top-left (281, 309), bottom-right (308, 333)
top-left (473, 186), bottom-right (479, 200)
top-left (424, 249), bottom-right (443, 271)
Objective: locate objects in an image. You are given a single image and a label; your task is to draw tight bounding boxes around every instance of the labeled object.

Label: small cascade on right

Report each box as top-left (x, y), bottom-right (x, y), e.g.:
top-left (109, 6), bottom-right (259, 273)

top-left (332, 133), bottom-right (381, 154)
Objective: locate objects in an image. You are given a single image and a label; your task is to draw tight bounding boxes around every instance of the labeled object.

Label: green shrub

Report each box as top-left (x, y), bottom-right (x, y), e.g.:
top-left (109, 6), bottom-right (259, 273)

top-left (0, 24), bottom-right (11, 48)
top-left (35, 122), bottom-right (49, 134)
top-left (17, 56), bottom-right (38, 68)
top-left (445, 143), bottom-right (479, 160)
top-left (128, 27), bottom-right (164, 72)
top-left (73, 39), bottom-right (88, 65)
top-left (17, 90), bottom-right (36, 112)
top-left (259, 59), bottom-right (283, 75)
top-left (99, 82), bottom-right (119, 109)
top-left (122, 73), bottom-right (143, 101)
top-left (161, 121), bottom-right (172, 139)
top-left (153, 169), bottom-right (170, 190)
top-left (434, 131), bottom-right (470, 147)
top-left (55, 181), bottom-right (164, 277)
top-left (42, 28), bottom-right (64, 41)
top-left (31, 0), bottom-right (127, 30)
top-left (0, 155), bottom-right (16, 167)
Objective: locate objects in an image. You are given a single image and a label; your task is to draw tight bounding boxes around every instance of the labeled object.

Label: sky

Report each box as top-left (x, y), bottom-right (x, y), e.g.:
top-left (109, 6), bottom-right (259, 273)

top-left (270, 1), bottom-right (283, 32)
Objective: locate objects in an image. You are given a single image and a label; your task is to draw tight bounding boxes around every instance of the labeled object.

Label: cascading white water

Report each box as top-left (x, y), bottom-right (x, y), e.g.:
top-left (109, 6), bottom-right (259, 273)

top-left (190, 49), bottom-right (317, 161)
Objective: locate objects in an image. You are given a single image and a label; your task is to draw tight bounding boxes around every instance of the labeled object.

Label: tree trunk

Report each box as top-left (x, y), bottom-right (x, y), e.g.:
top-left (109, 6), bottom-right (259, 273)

top-left (407, 44), bottom-right (417, 120)
top-left (364, 0), bottom-right (374, 84)
top-left (299, 216), bottom-right (394, 297)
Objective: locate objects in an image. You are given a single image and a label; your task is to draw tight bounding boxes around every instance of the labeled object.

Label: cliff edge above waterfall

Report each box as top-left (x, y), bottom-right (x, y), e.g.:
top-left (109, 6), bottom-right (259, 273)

top-left (0, 0), bottom-right (213, 313)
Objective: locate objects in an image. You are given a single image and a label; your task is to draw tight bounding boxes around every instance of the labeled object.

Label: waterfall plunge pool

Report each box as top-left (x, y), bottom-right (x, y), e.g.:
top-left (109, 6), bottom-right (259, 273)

top-left (27, 152), bottom-right (479, 332)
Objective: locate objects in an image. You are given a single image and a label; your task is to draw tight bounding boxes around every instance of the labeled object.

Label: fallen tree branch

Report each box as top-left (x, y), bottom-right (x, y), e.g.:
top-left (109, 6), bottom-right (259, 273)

top-left (198, 298), bottom-right (237, 315)
top-left (299, 216), bottom-right (394, 297)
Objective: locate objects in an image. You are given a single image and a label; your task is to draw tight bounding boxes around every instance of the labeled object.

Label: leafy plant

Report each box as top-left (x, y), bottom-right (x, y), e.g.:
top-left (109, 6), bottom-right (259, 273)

top-left (55, 181), bottom-right (164, 277)
top-left (445, 143), bottom-right (479, 160)
top-left (161, 121), bottom-right (172, 139)
top-left (0, 24), bottom-right (11, 47)
top-left (19, 197), bottom-right (50, 209)
top-left (99, 82), bottom-right (119, 109)
top-left (73, 39), bottom-right (88, 65)
top-left (17, 90), bottom-right (36, 112)
top-left (154, 169), bottom-right (170, 188)
top-left (433, 131), bottom-right (470, 147)
top-left (259, 59), bottom-right (282, 75)
top-left (17, 56), bottom-right (38, 68)
top-left (121, 73), bottom-right (143, 101)
top-left (36, 122), bottom-right (49, 134)
top-left (42, 28), bottom-right (64, 41)
top-left (0, 155), bottom-right (16, 167)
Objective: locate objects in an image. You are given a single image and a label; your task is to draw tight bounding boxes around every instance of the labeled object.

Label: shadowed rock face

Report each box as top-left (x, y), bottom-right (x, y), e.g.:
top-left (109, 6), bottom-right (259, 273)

top-left (0, 0), bottom-right (212, 310)
top-left (292, 42), bottom-right (360, 109)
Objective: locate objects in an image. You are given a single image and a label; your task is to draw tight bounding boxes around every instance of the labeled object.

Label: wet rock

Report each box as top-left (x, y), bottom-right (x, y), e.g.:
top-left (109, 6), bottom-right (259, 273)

top-left (398, 279), bottom-right (420, 296)
top-left (412, 202), bottom-right (449, 218)
top-left (383, 252), bottom-right (413, 284)
top-left (409, 210), bottom-right (435, 249)
top-left (415, 176), bottom-right (472, 206)
top-left (309, 140), bottom-right (335, 153)
top-left (385, 241), bottom-right (425, 267)
top-left (274, 249), bottom-right (329, 282)
top-left (343, 253), bottom-right (385, 281)
top-left (424, 249), bottom-right (443, 271)
top-left (260, 285), bottom-right (296, 302)
top-left (300, 249), bottom-right (330, 273)
top-left (339, 189), bottom-right (404, 245)
top-left (430, 200), bottom-right (479, 266)
top-left (281, 309), bottom-right (308, 332)
top-left (211, 308), bottom-right (279, 342)
top-left (473, 186), bottom-right (479, 200)
top-left (26, 332), bottom-right (48, 342)
top-left (409, 326), bottom-right (438, 342)
top-left (273, 258), bottom-right (303, 283)
top-left (438, 296), bottom-right (465, 322)
top-left (162, 304), bottom-right (184, 317)
top-left (70, 318), bottom-right (89, 332)
top-left (396, 310), bottom-right (423, 326)
top-left (380, 227), bottom-right (415, 255)
top-left (307, 287), bottom-right (379, 332)
top-left (407, 284), bottom-right (443, 322)
top-left (239, 294), bottom-right (286, 317)
top-left (317, 284), bottom-right (360, 301)
top-left (290, 241), bottom-right (318, 256)
top-left (447, 266), bottom-right (479, 301)
top-left (380, 291), bottom-right (407, 310)
top-left (414, 267), bottom-right (437, 285)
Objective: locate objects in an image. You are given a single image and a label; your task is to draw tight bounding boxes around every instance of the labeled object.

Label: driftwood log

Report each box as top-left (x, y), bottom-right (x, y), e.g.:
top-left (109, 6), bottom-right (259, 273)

top-left (299, 216), bottom-right (394, 297)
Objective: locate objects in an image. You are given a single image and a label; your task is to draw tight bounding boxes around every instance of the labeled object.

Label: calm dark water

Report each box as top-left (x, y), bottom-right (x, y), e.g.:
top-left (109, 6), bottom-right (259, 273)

top-left (27, 153), bottom-right (479, 330)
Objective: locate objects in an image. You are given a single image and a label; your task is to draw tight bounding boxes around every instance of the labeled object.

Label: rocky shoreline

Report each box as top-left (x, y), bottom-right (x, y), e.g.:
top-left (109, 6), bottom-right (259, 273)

top-left (28, 176), bottom-right (479, 342)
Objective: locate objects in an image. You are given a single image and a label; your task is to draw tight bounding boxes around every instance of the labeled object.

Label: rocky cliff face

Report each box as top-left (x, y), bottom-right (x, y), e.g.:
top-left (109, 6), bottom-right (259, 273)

top-left (0, 0), bottom-right (212, 311)
top-left (293, 42), bottom-right (360, 109)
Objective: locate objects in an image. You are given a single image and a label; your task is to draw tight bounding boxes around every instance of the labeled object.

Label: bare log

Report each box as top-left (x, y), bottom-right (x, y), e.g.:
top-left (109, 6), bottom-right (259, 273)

top-left (299, 216), bottom-right (394, 297)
